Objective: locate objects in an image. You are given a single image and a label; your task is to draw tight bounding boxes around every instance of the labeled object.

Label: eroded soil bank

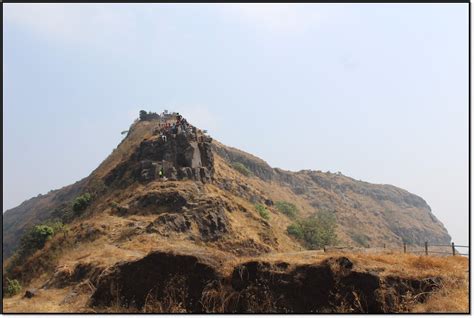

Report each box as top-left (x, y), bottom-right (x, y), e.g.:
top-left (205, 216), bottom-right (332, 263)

top-left (87, 251), bottom-right (444, 313)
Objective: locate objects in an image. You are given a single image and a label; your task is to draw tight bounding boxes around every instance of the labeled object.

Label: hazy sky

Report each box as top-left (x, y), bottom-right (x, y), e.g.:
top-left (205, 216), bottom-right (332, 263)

top-left (3, 4), bottom-right (468, 245)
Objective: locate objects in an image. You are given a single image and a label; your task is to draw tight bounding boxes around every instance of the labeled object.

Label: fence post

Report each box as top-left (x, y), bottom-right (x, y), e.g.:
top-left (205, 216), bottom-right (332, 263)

top-left (383, 243), bottom-right (386, 249)
top-left (403, 242), bottom-right (406, 253)
top-left (452, 242), bottom-right (456, 256)
top-left (324, 246), bottom-right (326, 253)
top-left (425, 241), bottom-right (428, 256)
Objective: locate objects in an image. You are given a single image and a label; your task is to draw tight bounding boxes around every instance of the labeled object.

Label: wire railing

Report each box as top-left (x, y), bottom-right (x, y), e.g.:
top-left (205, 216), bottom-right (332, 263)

top-left (323, 241), bottom-right (469, 257)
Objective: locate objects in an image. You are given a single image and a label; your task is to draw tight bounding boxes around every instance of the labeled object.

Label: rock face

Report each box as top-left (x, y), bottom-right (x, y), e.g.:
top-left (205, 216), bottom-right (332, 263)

top-left (145, 204), bottom-right (229, 241)
top-left (90, 251), bottom-right (222, 312)
top-left (109, 181), bottom-right (231, 242)
top-left (105, 130), bottom-right (214, 187)
top-left (227, 256), bottom-right (441, 313)
top-left (90, 252), bottom-right (442, 313)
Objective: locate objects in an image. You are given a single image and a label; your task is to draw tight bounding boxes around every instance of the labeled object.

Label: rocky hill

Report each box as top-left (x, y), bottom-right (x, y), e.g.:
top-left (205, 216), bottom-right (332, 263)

top-left (2, 111), bottom-right (457, 313)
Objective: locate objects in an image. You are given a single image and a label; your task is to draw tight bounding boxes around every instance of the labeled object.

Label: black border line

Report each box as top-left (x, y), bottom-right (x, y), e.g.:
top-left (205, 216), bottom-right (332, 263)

top-left (1, 1), bottom-right (471, 315)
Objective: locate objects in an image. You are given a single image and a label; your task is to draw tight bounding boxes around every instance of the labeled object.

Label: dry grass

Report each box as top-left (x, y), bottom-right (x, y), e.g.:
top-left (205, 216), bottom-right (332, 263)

top-left (411, 275), bottom-right (468, 313)
top-left (246, 250), bottom-right (468, 279)
top-left (2, 286), bottom-right (90, 313)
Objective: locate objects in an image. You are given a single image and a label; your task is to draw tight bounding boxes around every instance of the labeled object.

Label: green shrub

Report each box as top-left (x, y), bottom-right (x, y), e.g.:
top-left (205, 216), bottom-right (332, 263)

top-left (287, 223), bottom-right (303, 238)
top-left (72, 193), bottom-right (92, 214)
top-left (87, 179), bottom-right (107, 196)
top-left (44, 220), bottom-right (65, 234)
top-left (5, 278), bottom-right (21, 297)
top-left (51, 204), bottom-right (74, 223)
top-left (351, 232), bottom-right (370, 247)
top-left (275, 201), bottom-right (299, 219)
top-left (16, 221), bottom-right (66, 261)
top-left (5, 221), bottom-right (70, 281)
top-left (20, 225), bottom-right (54, 254)
top-left (139, 110), bottom-right (148, 121)
top-left (287, 210), bottom-right (337, 249)
top-left (232, 162), bottom-right (253, 177)
top-left (255, 204), bottom-right (270, 220)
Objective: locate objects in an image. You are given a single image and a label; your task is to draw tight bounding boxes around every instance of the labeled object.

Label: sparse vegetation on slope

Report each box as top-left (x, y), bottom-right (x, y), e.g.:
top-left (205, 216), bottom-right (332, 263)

top-left (350, 232), bottom-right (370, 247)
top-left (287, 210), bottom-right (338, 249)
top-left (231, 162), bottom-right (253, 177)
top-left (275, 201), bottom-right (299, 219)
top-left (4, 278), bottom-right (22, 297)
top-left (4, 221), bottom-right (68, 284)
top-left (255, 204), bottom-right (270, 220)
top-left (16, 221), bottom-right (65, 260)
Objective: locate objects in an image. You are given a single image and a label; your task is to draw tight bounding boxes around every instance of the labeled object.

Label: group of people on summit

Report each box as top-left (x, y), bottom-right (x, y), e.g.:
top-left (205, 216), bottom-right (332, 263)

top-left (157, 112), bottom-right (199, 143)
top-left (138, 110), bottom-right (211, 181)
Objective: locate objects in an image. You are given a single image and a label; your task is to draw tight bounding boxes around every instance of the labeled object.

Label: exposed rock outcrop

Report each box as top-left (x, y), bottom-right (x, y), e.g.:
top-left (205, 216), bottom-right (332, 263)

top-left (228, 256), bottom-right (441, 313)
top-left (90, 252), bottom-right (442, 313)
top-left (105, 129), bottom-right (214, 187)
top-left (145, 197), bottom-right (230, 241)
top-left (90, 251), bottom-right (223, 311)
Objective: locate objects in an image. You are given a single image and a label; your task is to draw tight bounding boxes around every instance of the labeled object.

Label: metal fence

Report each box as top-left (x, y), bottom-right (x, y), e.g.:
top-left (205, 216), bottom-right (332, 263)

top-left (323, 242), bottom-right (469, 257)
top-left (403, 242), bottom-right (469, 257)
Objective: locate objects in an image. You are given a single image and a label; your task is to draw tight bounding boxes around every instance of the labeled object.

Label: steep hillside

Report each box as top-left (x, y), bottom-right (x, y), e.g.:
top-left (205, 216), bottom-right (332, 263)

top-left (212, 142), bottom-right (450, 246)
top-left (2, 111), bottom-right (458, 313)
top-left (3, 179), bottom-right (87, 258)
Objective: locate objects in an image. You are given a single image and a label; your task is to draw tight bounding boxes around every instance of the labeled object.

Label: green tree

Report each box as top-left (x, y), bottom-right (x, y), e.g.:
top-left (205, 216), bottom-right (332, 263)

top-left (275, 201), bottom-right (299, 219)
top-left (139, 110), bottom-right (148, 121)
top-left (19, 225), bottom-right (55, 255)
top-left (72, 193), bottom-right (92, 214)
top-left (287, 211), bottom-right (337, 249)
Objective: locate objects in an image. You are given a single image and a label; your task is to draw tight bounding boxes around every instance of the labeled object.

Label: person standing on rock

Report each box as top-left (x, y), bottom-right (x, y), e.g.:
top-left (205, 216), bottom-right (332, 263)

top-left (159, 168), bottom-right (164, 179)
